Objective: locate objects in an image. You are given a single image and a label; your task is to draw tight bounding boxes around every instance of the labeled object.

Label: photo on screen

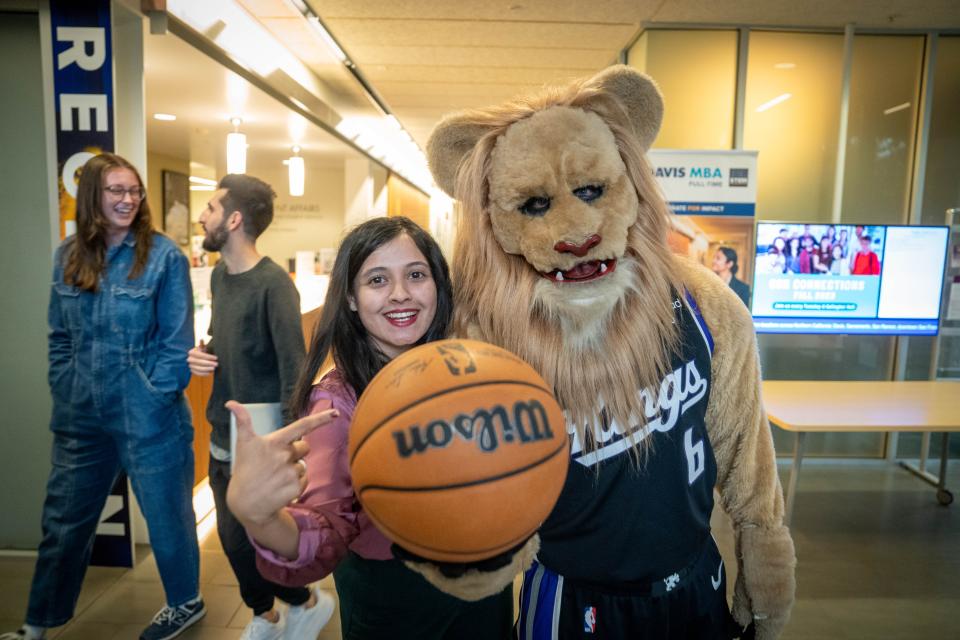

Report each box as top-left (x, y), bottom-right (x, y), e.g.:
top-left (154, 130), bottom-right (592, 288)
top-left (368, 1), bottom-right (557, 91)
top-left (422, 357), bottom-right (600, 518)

top-left (667, 215), bottom-right (756, 309)
top-left (751, 222), bottom-right (948, 336)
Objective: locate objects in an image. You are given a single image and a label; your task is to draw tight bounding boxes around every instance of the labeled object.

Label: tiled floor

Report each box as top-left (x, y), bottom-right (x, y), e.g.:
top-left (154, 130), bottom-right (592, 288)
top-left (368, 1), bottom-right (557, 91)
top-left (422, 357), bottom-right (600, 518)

top-left (2, 461), bottom-right (958, 639)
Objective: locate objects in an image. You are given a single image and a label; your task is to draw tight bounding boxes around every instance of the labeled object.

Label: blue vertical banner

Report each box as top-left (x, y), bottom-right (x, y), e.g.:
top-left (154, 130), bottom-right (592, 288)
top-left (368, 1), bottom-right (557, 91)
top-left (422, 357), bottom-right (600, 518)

top-left (49, 0), bottom-right (134, 569)
top-left (50, 0), bottom-right (115, 239)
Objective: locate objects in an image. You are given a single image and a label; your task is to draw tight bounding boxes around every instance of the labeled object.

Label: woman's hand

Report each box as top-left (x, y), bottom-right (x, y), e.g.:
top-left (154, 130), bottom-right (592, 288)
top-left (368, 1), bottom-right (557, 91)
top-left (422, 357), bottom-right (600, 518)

top-left (226, 401), bottom-right (338, 527)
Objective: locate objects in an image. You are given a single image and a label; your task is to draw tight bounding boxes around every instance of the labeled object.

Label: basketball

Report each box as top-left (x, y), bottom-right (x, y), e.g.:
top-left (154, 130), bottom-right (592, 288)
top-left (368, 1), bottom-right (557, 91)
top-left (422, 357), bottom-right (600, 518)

top-left (348, 339), bottom-right (569, 563)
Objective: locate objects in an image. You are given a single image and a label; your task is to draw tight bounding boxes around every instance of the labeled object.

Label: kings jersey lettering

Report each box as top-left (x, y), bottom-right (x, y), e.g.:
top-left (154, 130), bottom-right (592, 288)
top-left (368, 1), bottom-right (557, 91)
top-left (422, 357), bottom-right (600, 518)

top-left (393, 399), bottom-right (554, 458)
top-left (571, 358), bottom-right (708, 466)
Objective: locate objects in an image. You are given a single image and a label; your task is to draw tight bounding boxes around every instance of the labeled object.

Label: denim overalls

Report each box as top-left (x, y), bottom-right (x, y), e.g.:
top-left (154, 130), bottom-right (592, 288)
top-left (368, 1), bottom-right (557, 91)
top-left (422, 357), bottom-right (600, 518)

top-left (27, 232), bottom-right (200, 627)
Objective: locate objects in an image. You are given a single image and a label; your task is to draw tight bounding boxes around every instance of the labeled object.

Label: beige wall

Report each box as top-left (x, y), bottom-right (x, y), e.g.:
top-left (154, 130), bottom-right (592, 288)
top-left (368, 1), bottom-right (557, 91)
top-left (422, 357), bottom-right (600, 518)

top-left (145, 149), bottom-right (191, 246)
top-left (629, 30), bottom-right (738, 150)
top-left (253, 161), bottom-right (347, 269)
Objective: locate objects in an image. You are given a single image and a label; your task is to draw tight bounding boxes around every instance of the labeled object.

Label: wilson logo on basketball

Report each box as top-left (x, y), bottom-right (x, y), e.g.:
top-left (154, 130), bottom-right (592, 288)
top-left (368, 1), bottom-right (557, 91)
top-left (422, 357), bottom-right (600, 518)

top-left (392, 399), bottom-right (555, 458)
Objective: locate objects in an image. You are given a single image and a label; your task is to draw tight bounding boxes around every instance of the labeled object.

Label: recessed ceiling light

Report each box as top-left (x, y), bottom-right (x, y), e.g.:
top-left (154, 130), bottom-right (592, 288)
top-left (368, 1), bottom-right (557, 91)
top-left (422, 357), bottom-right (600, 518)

top-left (774, 62), bottom-right (796, 70)
top-left (153, 113), bottom-right (176, 121)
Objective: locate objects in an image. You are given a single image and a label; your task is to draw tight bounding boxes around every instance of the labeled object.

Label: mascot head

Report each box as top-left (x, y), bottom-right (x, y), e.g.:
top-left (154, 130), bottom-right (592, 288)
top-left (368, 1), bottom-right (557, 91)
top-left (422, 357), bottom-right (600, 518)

top-left (428, 65), bottom-right (682, 450)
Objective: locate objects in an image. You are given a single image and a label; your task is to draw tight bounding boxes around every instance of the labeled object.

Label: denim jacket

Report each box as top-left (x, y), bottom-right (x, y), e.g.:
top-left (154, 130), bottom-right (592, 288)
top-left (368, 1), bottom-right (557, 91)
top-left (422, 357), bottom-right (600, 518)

top-left (48, 232), bottom-right (194, 417)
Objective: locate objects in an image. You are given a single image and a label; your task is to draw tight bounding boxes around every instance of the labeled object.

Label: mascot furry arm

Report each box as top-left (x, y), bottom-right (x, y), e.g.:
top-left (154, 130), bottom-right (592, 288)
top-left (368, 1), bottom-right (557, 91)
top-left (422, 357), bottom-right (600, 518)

top-left (415, 65), bottom-right (795, 639)
top-left (678, 259), bottom-right (797, 638)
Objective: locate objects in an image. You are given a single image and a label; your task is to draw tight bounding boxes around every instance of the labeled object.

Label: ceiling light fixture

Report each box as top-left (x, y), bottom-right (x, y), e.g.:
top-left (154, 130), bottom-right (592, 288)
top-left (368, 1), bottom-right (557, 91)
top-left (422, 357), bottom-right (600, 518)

top-left (283, 1), bottom-right (429, 190)
top-left (307, 16), bottom-right (347, 63)
top-left (773, 62), bottom-right (796, 70)
top-left (226, 117), bottom-right (247, 174)
top-left (883, 102), bottom-right (911, 115)
top-left (288, 145), bottom-right (305, 197)
top-left (755, 93), bottom-right (792, 113)
top-left (153, 113), bottom-right (177, 121)
top-left (284, 1), bottom-right (349, 65)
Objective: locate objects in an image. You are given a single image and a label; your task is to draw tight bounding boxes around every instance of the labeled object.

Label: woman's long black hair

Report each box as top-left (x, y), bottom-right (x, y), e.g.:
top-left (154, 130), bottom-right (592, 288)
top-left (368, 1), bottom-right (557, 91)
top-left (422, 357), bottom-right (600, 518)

top-left (291, 216), bottom-right (453, 417)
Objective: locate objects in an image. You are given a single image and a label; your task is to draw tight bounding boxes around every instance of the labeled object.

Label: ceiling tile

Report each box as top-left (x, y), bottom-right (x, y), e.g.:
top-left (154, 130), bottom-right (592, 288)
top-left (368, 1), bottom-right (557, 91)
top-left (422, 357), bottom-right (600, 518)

top-left (348, 44), bottom-right (617, 69)
top-left (325, 18), bottom-right (637, 49)
top-left (362, 64), bottom-right (597, 85)
top-left (312, 0), bottom-right (647, 23)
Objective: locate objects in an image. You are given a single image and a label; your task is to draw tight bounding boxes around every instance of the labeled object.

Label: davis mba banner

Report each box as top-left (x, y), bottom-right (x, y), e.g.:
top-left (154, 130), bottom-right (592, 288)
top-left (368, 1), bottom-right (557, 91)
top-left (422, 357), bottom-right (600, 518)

top-left (651, 150), bottom-right (759, 311)
top-left (648, 149), bottom-right (758, 216)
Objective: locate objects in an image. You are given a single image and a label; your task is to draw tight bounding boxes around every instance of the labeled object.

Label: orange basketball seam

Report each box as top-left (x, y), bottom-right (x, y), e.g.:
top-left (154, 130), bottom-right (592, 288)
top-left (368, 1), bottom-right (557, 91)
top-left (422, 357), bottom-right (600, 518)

top-left (349, 379), bottom-right (553, 465)
top-left (355, 437), bottom-right (568, 494)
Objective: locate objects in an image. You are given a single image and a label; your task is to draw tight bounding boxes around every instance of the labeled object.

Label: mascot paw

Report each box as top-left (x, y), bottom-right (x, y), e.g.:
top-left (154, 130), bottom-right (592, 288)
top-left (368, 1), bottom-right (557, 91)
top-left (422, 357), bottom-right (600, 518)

top-left (731, 525), bottom-right (796, 639)
top-left (400, 534), bottom-right (539, 602)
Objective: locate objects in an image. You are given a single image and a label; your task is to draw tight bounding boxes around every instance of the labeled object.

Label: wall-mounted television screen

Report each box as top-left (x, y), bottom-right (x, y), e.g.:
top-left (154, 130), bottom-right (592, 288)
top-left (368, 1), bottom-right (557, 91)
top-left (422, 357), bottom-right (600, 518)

top-left (751, 222), bottom-right (949, 336)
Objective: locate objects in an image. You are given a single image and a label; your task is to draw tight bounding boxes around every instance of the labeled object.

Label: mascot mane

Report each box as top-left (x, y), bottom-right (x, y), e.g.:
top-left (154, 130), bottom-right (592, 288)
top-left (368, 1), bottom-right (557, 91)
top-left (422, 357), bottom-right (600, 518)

top-left (429, 67), bottom-right (683, 453)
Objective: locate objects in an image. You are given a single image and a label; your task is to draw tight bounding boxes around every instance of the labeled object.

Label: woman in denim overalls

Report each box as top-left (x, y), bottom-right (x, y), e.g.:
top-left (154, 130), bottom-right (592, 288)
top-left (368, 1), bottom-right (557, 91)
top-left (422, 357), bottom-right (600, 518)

top-left (3, 154), bottom-right (202, 640)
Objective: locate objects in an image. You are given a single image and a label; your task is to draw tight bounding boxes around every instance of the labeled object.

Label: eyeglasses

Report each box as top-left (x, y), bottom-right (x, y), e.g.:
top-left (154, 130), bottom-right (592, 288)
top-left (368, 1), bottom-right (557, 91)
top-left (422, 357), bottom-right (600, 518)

top-left (104, 185), bottom-right (145, 200)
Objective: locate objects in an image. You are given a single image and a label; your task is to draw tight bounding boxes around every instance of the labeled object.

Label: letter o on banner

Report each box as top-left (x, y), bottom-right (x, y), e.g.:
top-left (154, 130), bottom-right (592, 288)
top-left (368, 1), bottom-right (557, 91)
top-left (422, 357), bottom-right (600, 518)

top-left (62, 151), bottom-right (94, 198)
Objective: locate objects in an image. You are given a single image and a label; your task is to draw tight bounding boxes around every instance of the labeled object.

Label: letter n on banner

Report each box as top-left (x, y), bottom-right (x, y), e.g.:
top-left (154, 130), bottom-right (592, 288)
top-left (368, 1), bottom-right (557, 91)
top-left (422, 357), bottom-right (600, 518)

top-left (49, 0), bottom-right (134, 569)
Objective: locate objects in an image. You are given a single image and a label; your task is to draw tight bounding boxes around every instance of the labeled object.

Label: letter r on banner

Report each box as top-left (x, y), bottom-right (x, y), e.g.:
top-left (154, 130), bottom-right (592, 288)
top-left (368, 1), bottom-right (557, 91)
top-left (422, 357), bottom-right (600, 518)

top-left (56, 26), bottom-right (106, 70)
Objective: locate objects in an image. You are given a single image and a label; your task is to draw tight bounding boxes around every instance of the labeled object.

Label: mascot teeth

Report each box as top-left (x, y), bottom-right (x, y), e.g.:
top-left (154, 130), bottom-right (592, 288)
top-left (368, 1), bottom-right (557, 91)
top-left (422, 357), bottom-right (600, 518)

top-left (544, 259), bottom-right (616, 283)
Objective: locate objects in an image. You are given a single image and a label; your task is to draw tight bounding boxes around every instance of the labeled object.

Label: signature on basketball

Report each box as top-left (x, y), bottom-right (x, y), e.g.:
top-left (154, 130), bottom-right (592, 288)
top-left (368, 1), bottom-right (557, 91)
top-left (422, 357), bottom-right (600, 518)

top-left (392, 399), bottom-right (555, 457)
top-left (385, 358), bottom-right (430, 389)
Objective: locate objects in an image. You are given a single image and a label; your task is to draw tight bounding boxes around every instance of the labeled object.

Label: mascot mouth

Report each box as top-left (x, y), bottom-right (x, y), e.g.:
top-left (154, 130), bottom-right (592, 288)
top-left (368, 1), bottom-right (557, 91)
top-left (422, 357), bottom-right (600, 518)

top-left (541, 258), bottom-right (618, 283)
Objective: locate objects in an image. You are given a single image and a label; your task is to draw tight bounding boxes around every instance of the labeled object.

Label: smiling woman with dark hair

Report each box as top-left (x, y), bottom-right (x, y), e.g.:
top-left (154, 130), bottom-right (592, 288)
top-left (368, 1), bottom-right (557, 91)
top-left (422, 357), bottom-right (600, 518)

top-left (226, 216), bottom-right (514, 639)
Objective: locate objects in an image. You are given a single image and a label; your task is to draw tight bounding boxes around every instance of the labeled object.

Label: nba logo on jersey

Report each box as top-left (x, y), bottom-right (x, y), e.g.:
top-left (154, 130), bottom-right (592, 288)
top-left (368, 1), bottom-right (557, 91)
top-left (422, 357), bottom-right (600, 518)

top-left (583, 606), bottom-right (597, 633)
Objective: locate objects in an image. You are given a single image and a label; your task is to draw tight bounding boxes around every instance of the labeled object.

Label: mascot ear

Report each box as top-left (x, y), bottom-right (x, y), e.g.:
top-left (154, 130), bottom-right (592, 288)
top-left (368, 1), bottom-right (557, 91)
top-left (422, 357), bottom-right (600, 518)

top-left (427, 115), bottom-right (491, 198)
top-left (586, 64), bottom-right (664, 152)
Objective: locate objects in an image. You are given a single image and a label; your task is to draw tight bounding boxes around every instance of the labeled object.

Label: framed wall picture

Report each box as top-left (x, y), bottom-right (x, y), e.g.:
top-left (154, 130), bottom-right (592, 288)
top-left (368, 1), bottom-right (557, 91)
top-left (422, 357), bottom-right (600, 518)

top-left (162, 169), bottom-right (190, 246)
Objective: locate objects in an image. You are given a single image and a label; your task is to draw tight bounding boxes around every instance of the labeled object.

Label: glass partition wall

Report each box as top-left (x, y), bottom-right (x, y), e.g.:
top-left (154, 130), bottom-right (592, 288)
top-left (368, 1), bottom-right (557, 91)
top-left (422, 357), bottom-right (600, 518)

top-left (629, 28), bottom-right (952, 459)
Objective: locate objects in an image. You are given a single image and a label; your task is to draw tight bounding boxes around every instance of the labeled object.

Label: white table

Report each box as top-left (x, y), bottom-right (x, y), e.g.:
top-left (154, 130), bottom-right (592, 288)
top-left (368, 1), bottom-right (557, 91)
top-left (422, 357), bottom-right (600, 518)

top-left (761, 380), bottom-right (960, 525)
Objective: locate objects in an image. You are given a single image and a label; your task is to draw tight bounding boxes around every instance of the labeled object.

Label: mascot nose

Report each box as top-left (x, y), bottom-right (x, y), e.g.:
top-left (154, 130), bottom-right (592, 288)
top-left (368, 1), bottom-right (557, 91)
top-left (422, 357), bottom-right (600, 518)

top-left (554, 234), bottom-right (601, 257)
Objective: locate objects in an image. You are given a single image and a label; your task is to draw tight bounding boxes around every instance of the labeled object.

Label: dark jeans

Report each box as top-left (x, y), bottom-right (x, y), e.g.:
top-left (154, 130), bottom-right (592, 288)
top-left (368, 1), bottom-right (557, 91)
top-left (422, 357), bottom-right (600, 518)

top-left (27, 396), bottom-right (199, 627)
top-left (208, 457), bottom-right (310, 615)
top-left (333, 551), bottom-right (514, 640)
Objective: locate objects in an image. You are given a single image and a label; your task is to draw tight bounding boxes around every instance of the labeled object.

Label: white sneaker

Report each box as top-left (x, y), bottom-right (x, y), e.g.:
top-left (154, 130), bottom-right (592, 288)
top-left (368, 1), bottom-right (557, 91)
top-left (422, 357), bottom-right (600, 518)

top-left (0, 628), bottom-right (45, 640)
top-left (284, 587), bottom-right (334, 640)
top-left (239, 612), bottom-right (285, 640)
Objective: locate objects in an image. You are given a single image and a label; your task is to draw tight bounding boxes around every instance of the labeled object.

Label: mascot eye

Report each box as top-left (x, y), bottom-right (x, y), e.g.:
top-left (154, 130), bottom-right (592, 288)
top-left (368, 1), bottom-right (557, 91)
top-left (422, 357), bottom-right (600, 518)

top-left (519, 196), bottom-right (551, 217)
top-left (573, 184), bottom-right (604, 203)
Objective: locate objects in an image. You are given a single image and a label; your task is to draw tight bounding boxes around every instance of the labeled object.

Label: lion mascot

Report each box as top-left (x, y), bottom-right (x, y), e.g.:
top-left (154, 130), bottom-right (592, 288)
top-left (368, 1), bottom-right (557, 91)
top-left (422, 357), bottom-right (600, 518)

top-left (406, 65), bottom-right (795, 639)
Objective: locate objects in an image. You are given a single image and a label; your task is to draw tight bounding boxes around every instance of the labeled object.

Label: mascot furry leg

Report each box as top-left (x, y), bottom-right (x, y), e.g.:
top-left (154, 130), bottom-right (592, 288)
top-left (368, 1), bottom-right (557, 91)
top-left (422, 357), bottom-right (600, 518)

top-left (409, 65), bottom-right (795, 639)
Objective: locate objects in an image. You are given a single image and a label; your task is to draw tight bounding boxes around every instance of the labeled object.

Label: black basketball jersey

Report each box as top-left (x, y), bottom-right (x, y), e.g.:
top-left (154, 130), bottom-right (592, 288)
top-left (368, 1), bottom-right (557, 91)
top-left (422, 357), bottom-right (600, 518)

top-left (537, 294), bottom-right (717, 583)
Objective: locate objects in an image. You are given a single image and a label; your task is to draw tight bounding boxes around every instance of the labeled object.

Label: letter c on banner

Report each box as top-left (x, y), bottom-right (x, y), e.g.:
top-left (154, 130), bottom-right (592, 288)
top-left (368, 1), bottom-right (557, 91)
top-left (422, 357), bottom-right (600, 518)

top-left (62, 151), bottom-right (94, 198)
